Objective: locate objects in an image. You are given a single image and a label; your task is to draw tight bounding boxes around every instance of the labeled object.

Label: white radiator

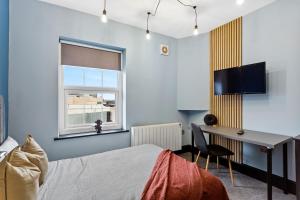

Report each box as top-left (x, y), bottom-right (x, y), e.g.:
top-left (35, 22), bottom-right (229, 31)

top-left (131, 123), bottom-right (182, 151)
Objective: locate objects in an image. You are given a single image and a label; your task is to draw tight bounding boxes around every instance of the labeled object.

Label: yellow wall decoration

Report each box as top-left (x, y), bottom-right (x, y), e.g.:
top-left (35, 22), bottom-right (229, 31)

top-left (210, 17), bottom-right (243, 163)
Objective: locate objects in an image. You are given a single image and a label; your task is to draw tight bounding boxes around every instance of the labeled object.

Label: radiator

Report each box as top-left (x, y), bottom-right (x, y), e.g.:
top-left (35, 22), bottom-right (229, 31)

top-left (131, 123), bottom-right (182, 151)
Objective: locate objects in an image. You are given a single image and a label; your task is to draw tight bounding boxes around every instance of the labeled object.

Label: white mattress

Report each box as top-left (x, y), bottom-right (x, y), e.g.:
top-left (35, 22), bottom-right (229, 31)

top-left (38, 144), bottom-right (163, 200)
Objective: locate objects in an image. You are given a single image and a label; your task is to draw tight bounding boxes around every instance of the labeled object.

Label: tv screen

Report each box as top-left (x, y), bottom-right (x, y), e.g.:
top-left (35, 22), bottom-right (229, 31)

top-left (214, 67), bottom-right (241, 95)
top-left (242, 62), bottom-right (266, 94)
top-left (214, 62), bottom-right (266, 95)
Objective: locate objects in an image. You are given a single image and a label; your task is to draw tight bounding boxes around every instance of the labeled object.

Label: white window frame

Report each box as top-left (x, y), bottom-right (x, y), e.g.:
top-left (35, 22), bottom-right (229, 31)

top-left (58, 42), bottom-right (124, 136)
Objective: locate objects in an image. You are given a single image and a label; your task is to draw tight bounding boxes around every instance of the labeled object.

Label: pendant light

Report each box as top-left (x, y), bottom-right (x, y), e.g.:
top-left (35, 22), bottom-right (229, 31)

top-left (193, 6), bottom-right (199, 36)
top-left (101, 0), bottom-right (108, 23)
top-left (193, 25), bottom-right (199, 36)
top-left (146, 12), bottom-right (151, 40)
top-left (145, 0), bottom-right (161, 40)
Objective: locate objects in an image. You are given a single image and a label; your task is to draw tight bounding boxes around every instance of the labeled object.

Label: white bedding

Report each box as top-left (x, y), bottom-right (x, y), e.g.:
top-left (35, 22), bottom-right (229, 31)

top-left (38, 144), bottom-right (163, 200)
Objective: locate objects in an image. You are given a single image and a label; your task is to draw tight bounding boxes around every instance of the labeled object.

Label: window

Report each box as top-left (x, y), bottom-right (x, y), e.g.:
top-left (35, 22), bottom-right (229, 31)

top-left (59, 41), bottom-right (123, 135)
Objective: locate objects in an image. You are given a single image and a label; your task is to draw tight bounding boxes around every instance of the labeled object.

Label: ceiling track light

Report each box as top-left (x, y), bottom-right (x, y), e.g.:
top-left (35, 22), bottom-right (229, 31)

top-left (101, 0), bottom-right (108, 23)
top-left (145, 0), bottom-right (199, 39)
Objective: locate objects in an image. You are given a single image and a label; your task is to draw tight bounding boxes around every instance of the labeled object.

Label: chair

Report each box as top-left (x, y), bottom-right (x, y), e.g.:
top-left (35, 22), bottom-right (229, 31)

top-left (191, 123), bottom-right (235, 185)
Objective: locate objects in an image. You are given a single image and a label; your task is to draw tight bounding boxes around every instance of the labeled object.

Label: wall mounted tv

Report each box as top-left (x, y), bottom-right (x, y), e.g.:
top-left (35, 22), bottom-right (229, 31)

top-left (214, 62), bottom-right (266, 95)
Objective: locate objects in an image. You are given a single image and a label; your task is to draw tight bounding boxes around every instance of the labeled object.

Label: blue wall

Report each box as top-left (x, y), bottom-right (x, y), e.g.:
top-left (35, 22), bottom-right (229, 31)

top-left (9, 0), bottom-right (299, 183)
top-left (177, 34), bottom-right (210, 145)
top-left (0, 0), bottom-right (9, 137)
top-left (243, 0), bottom-right (300, 181)
top-left (177, 0), bottom-right (299, 181)
top-left (9, 0), bottom-right (188, 161)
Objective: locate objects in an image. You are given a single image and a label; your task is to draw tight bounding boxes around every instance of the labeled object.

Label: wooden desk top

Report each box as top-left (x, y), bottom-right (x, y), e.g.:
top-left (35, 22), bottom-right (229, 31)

top-left (200, 125), bottom-right (292, 149)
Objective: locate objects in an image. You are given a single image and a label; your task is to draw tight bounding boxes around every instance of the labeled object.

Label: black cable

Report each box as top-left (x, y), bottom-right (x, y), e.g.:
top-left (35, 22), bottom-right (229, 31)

top-left (176, 0), bottom-right (194, 8)
top-left (151, 0), bottom-right (161, 17)
top-left (194, 6), bottom-right (198, 26)
top-left (147, 12), bottom-right (150, 30)
top-left (146, 0), bottom-right (199, 33)
top-left (176, 0), bottom-right (198, 26)
top-left (147, 0), bottom-right (161, 31)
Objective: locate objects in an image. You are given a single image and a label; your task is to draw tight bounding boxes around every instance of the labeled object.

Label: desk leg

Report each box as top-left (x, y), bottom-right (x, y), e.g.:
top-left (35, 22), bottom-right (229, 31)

top-left (283, 143), bottom-right (288, 194)
top-left (192, 131), bottom-right (194, 162)
top-left (267, 148), bottom-right (273, 200)
top-left (296, 140), bottom-right (300, 200)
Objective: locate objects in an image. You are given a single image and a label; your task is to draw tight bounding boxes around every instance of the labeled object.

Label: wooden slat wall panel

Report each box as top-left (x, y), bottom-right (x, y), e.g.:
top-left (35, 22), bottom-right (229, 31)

top-left (210, 17), bottom-right (243, 163)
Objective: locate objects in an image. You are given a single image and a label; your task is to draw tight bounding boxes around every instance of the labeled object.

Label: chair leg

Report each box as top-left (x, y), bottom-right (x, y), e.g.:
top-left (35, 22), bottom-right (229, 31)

top-left (205, 155), bottom-right (210, 171)
top-left (228, 156), bottom-right (234, 186)
top-left (195, 151), bottom-right (201, 165)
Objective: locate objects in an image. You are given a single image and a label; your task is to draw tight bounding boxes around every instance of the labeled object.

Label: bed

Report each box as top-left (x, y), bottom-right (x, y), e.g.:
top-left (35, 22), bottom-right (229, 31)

top-left (38, 144), bottom-right (228, 200)
top-left (1, 137), bottom-right (228, 200)
top-left (38, 144), bottom-right (162, 200)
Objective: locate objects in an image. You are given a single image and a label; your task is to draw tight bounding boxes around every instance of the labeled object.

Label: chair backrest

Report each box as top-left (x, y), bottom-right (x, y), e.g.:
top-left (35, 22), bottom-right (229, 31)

top-left (191, 123), bottom-right (208, 154)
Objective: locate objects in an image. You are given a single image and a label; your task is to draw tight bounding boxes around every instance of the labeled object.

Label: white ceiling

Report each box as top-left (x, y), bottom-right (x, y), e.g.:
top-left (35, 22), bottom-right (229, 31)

top-left (40, 0), bottom-right (276, 39)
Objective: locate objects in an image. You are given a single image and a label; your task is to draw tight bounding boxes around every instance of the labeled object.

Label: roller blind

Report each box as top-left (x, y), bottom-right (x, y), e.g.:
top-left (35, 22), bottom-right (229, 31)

top-left (61, 43), bottom-right (121, 71)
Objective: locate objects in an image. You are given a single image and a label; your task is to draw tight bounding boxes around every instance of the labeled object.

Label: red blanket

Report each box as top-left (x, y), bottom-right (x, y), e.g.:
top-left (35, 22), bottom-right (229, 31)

top-left (141, 150), bottom-right (229, 200)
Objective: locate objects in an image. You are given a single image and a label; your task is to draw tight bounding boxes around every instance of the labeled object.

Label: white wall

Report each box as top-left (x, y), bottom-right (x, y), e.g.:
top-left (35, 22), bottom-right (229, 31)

top-left (243, 0), bottom-right (300, 181)
top-left (9, 0), bottom-right (188, 161)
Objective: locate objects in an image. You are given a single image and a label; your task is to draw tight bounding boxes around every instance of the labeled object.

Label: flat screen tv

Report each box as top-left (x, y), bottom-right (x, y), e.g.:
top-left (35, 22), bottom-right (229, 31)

top-left (214, 62), bottom-right (266, 95)
top-left (214, 67), bottom-right (241, 95)
top-left (241, 62), bottom-right (266, 94)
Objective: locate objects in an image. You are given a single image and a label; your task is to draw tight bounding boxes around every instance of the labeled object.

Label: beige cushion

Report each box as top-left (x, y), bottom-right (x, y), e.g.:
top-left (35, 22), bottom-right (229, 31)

top-left (21, 135), bottom-right (48, 185)
top-left (0, 147), bottom-right (41, 200)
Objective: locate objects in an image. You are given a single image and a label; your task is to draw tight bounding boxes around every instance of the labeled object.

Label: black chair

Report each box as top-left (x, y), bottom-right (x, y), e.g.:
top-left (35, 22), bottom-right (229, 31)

top-left (191, 123), bottom-right (235, 185)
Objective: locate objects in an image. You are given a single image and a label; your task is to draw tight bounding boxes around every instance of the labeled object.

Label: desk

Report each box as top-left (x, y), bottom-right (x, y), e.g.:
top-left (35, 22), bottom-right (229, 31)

top-left (191, 125), bottom-right (293, 200)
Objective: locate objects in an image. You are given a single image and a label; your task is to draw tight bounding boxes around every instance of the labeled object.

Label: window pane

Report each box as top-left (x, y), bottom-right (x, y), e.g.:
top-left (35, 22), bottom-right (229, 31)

top-left (64, 66), bottom-right (103, 87)
top-left (66, 92), bottom-right (116, 128)
top-left (64, 66), bottom-right (84, 86)
top-left (103, 70), bottom-right (118, 88)
top-left (103, 93), bottom-right (116, 123)
top-left (83, 67), bottom-right (102, 87)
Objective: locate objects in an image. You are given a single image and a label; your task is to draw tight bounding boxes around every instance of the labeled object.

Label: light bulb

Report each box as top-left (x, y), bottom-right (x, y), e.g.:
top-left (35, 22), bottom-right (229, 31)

top-left (193, 25), bottom-right (199, 36)
top-left (146, 30), bottom-right (151, 40)
top-left (101, 10), bottom-right (108, 23)
top-left (236, 0), bottom-right (245, 6)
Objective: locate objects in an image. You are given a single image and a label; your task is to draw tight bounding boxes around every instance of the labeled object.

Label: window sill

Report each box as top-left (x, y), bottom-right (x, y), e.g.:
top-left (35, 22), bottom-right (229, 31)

top-left (54, 129), bottom-right (129, 141)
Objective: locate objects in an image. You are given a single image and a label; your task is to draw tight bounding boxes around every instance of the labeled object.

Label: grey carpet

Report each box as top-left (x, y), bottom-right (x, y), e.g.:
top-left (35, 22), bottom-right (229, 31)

top-left (179, 153), bottom-right (296, 200)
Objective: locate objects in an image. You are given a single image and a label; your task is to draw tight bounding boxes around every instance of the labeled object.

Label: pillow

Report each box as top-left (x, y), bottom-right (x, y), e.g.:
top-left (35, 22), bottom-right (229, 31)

top-left (0, 137), bottom-right (18, 162)
top-left (0, 147), bottom-right (41, 200)
top-left (21, 135), bottom-right (48, 185)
